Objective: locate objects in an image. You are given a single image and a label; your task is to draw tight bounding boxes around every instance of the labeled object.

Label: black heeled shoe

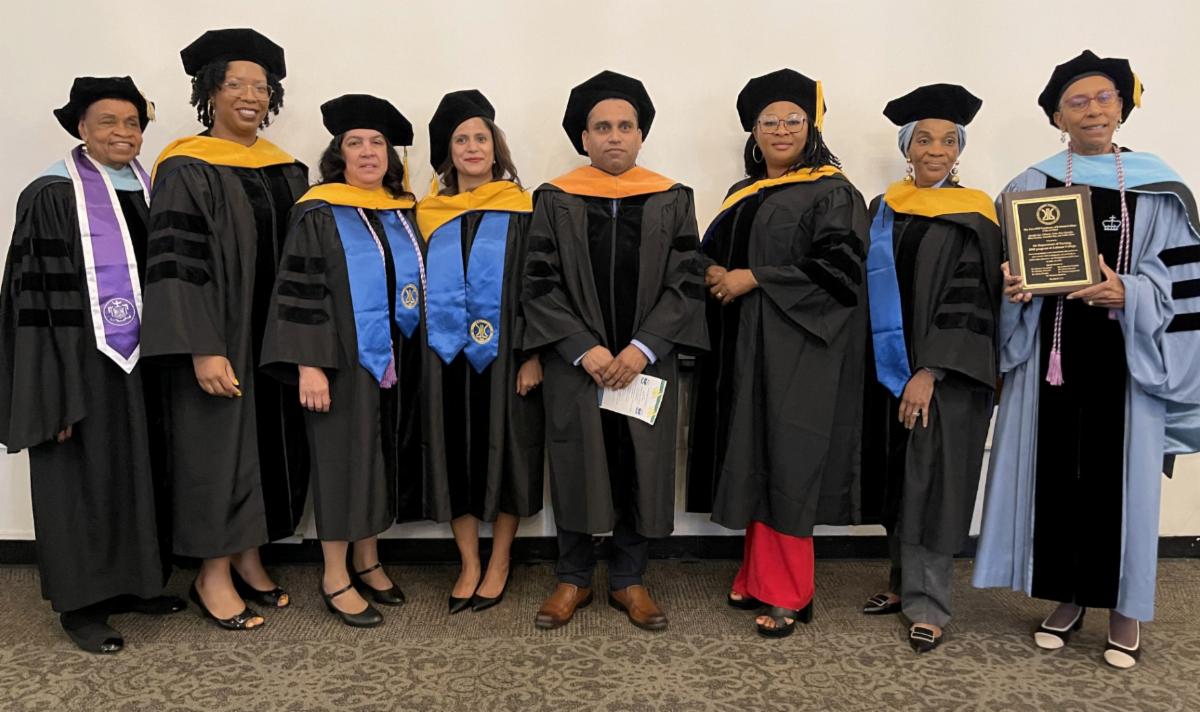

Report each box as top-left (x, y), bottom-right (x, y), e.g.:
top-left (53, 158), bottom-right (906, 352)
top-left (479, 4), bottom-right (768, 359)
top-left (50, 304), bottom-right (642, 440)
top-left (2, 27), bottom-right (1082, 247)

top-left (755, 602), bottom-right (812, 639)
top-left (321, 582), bottom-right (383, 628)
top-left (231, 568), bottom-right (290, 609)
top-left (448, 570), bottom-right (480, 615)
top-left (60, 609), bottom-right (123, 654)
top-left (351, 562), bottom-right (405, 606)
top-left (862, 592), bottom-right (902, 616)
top-left (909, 625), bottom-right (943, 653)
top-left (188, 582), bottom-right (263, 631)
top-left (470, 569), bottom-right (512, 612)
top-left (1034, 607), bottom-right (1085, 650)
top-left (727, 591), bottom-right (763, 610)
top-left (1103, 621), bottom-right (1140, 669)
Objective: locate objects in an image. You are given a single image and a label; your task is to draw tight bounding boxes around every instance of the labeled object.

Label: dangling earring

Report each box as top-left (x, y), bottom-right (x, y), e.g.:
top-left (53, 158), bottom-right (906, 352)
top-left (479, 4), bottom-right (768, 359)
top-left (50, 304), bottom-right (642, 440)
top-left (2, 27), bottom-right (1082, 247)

top-left (1059, 130), bottom-right (1067, 143)
top-left (904, 161), bottom-right (914, 182)
top-left (751, 144), bottom-right (764, 164)
top-left (949, 162), bottom-right (960, 185)
top-left (1115, 121), bottom-right (1122, 132)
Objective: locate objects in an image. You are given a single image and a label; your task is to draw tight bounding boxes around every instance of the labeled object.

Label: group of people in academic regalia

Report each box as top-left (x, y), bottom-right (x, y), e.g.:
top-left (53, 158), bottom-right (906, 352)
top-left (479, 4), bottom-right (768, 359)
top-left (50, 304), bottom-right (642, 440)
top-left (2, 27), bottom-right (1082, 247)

top-left (2, 28), bottom-right (1197, 673)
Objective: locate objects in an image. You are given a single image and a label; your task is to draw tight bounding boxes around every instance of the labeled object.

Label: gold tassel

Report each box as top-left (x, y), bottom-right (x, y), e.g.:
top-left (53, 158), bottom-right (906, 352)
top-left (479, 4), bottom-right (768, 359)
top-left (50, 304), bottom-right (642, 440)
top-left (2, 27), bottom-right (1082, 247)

top-left (1132, 72), bottom-right (1144, 108)
top-left (402, 147), bottom-right (413, 195)
top-left (814, 80), bottom-right (825, 132)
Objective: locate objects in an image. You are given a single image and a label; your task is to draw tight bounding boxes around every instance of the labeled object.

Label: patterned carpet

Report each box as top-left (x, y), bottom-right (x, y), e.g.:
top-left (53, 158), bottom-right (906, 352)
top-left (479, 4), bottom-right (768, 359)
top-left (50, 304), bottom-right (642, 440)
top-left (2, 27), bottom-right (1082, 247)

top-left (2, 559), bottom-right (1198, 711)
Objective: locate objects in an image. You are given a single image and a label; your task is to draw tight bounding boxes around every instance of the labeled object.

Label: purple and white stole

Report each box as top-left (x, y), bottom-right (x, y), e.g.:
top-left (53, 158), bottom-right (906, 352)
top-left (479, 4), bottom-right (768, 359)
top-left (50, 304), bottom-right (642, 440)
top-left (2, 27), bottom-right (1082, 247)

top-left (62, 145), bottom-right (150, 373)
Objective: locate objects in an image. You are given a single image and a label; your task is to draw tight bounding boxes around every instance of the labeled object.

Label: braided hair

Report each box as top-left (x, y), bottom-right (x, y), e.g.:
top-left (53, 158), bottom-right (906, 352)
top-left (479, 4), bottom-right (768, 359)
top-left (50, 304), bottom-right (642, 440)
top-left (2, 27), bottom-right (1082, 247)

top-left (189, 61), bottom-right (285, 129)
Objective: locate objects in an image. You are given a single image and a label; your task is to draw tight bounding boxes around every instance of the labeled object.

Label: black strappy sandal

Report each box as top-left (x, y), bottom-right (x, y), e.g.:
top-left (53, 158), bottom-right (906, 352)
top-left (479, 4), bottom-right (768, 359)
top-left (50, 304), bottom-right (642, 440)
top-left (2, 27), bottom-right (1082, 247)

top-left (755, 602), bottom-right (813, 638)
top-left (231, 568), bottom-right (290, 609)
top-left (189, 582), bottom-right (263, 631)
top-left (862, 592), bottom-right (902, 615)
top-left (909, 625), bottom-right (943, 653)
top-left (727, 591), bottom-right (764, 610)
top-left (352, 562), bottom-right (405, 606)
top-left (321, 582), bottom-right (383, 628)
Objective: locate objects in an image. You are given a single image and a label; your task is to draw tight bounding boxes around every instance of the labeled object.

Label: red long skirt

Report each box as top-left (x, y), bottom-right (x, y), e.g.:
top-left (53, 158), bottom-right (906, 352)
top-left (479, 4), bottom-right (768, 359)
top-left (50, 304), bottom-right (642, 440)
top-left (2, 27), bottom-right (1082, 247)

top-left (731, 520), bottom-right (815, 610)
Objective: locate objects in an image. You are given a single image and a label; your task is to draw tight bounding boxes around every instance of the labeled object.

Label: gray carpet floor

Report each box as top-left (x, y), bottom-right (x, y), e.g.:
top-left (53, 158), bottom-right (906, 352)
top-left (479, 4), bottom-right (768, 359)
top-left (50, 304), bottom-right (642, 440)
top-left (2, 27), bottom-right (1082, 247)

top-left (1, 559), bottom-right (1198, 711)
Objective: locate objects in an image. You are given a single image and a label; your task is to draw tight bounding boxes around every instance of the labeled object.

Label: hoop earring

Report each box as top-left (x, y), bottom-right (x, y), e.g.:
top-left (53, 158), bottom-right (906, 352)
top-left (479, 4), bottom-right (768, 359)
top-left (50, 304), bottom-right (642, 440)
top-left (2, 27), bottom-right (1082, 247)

top-left (903, 161), bottom-right (914, 182)
top-left (751, 144), bottom-right (764, 164)
top-left (949, 162), bottom-right (960, 185)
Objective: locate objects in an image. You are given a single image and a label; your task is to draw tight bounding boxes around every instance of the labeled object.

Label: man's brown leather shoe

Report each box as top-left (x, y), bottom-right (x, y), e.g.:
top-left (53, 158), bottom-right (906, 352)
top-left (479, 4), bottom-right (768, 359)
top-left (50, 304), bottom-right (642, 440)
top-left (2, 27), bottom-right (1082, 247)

top-left (534, 583), bottom-right (593, 629)
top-left (608, 584), bottom-right (668, 631)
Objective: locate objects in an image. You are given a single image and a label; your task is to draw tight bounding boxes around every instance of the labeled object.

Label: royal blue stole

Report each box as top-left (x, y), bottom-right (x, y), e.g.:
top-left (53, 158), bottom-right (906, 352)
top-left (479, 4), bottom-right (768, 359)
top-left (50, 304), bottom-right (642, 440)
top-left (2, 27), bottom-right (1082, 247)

top-left (424, 211), bottom-right (510, 372)
top-left (329, 206), bottom-right (424, 384)
top-left (867, 201), bottom-right (911, 398)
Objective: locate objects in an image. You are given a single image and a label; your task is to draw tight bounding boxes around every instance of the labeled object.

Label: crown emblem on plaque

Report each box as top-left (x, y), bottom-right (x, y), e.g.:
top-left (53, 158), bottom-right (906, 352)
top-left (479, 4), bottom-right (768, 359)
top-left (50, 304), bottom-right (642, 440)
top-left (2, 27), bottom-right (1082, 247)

top-left (1102, 215), bottom-right (1121, 231)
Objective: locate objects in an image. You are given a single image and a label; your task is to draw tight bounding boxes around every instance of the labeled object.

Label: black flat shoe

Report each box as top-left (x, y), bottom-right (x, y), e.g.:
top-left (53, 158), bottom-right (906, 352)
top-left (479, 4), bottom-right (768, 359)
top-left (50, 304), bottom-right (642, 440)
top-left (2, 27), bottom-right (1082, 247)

top-left (321, 582), bottom-right (383, 628)
top-left (862, 592), bottom-right (902, 616)
top-left (756, 603), bottom-right (811, 639)
top-left (727, 592), bottom-right (763, 610)
top-left (60, 611), bottom-right (123, 654)
top-left (909, 625), bottom-right (943, 653)
top-left (231, 569), bottom-right (290, 609)
top-left (470, 570), bottom-right (512, 613)
top-left (1034, 607), bottom-right (1085, 650)
top-left (352, 562), bottom-right (405, 606)
top-left (108, 594), bottom-right (187, 616)
top-left (188, 582), bottom-right (263, 631)
top-left (1103, 622), bottom-right (1141, 670)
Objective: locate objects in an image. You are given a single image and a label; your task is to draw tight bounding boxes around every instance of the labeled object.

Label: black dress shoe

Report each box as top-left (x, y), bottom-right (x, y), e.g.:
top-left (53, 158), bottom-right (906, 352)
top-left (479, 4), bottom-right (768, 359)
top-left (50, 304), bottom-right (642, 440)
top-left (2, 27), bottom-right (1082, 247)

top-left (909, 625), bottom-right (943, 653)
top-left (321, 582), bottom-right (383, 628)
top-left (449, 593), bottom-right (474, 615)
top-left (727, 592), bottom-right (763, 610)
top-left (470, 570), bottom-right (512, 612)
top-left (862, 593), bottom-right (902, 616)
top-left (1034, 607), bottom-right (1085, 650)
top-left (352, 562), bottom-right (405, 606)
top-left (231, 569), bottom-right (290, 609)
top-left (189, 582), bottom-right (263, 631)
top-left (108, 594), bottom-right (187, 616)
top-left (60, 610), bottom-right (124, 654)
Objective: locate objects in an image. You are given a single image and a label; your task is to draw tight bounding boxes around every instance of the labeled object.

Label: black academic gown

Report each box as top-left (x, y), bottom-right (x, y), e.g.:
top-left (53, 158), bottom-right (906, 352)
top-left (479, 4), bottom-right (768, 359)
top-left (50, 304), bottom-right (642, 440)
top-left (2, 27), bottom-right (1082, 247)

top-left (261, 203), bottom-right (424, 540)
top-left (0, 177), bottom-right (167, 612)
top-left (141, 154), bottom-right (309, 558)
top-left (860, 194), bottom-right (1003, 555)
top-left (690, 174), bottom-right (868, 537)
top-left (521, 183), bottom-right (708, 538)
top-left (422, 211), bottom-right (544, 523)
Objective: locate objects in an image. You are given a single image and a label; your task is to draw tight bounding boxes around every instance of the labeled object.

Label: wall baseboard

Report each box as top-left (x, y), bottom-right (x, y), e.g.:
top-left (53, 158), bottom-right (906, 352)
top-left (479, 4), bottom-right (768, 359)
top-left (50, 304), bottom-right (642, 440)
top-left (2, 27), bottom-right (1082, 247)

top-left (2, 536), bottom-right (1197, 566)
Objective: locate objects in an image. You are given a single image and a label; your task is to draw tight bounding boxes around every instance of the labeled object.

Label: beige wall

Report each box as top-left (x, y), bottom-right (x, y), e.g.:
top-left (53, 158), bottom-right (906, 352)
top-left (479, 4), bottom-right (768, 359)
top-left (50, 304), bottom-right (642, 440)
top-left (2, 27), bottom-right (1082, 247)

top-left (1, 0), bottom-right (1198, 539)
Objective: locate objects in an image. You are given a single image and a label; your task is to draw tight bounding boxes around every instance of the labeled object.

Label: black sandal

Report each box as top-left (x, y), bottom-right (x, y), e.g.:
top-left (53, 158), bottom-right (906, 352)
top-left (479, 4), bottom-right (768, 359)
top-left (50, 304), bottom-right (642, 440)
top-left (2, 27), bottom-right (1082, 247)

top-left (909, 625), bottom-right (942, 653)
top-left (231, 568), bottom-right (290, 609)
top-left (188, 582), bottom-right (263, 631)
top-left (727, 591), bottom-right (763, 610)
top-left (321, 582), bottom-right (383, 628)
top-left (755, 602), bottom-right (813, 638)
top-left (60, 611), bottom-right (123, 654)
top-left (352, 562), bottom-right (406, 606)
top-left (862, 592), bottom-right (902, 616)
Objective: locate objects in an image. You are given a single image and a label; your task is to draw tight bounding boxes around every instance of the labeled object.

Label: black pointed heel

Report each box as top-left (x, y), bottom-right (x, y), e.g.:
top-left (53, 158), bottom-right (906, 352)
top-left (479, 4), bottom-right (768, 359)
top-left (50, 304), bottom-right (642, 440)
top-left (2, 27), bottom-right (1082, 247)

top-left (230, 569), bottom-right (290, 609)
top-left (1034, 607), bottom-right (1085, 650)
top-left (470, 569), bottom-right (512, 612)
top-left (321, 582), bottom-right (383, 628)
top-left (188, 582), bottom-right (263, 631)
top-left (352, 562), bottom-right (405, 606)
top-left (862, 592), bottom-right (901, 616)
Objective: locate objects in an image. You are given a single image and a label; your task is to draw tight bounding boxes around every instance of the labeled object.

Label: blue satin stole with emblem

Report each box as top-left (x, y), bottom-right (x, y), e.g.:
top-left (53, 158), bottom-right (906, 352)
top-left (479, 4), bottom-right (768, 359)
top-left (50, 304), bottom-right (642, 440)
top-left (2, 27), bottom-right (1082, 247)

top-left (867, 201), bottom-right (912, 398)
top-left (329, 206), bottom-right (423, 383)
top-left (425, 211), bottom-right (509, 372)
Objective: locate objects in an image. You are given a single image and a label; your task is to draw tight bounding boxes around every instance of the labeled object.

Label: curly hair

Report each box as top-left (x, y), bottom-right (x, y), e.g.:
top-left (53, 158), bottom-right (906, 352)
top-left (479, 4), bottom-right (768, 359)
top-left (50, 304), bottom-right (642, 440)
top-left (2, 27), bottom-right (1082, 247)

top-left (435, 117), bottom-right (521, 196)
top-left (744, 125), bottom-right (841, 179)
top-left (189, 60), bottom-right (285, 129)
top-left (318, 134), bottom-right (414, 201)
